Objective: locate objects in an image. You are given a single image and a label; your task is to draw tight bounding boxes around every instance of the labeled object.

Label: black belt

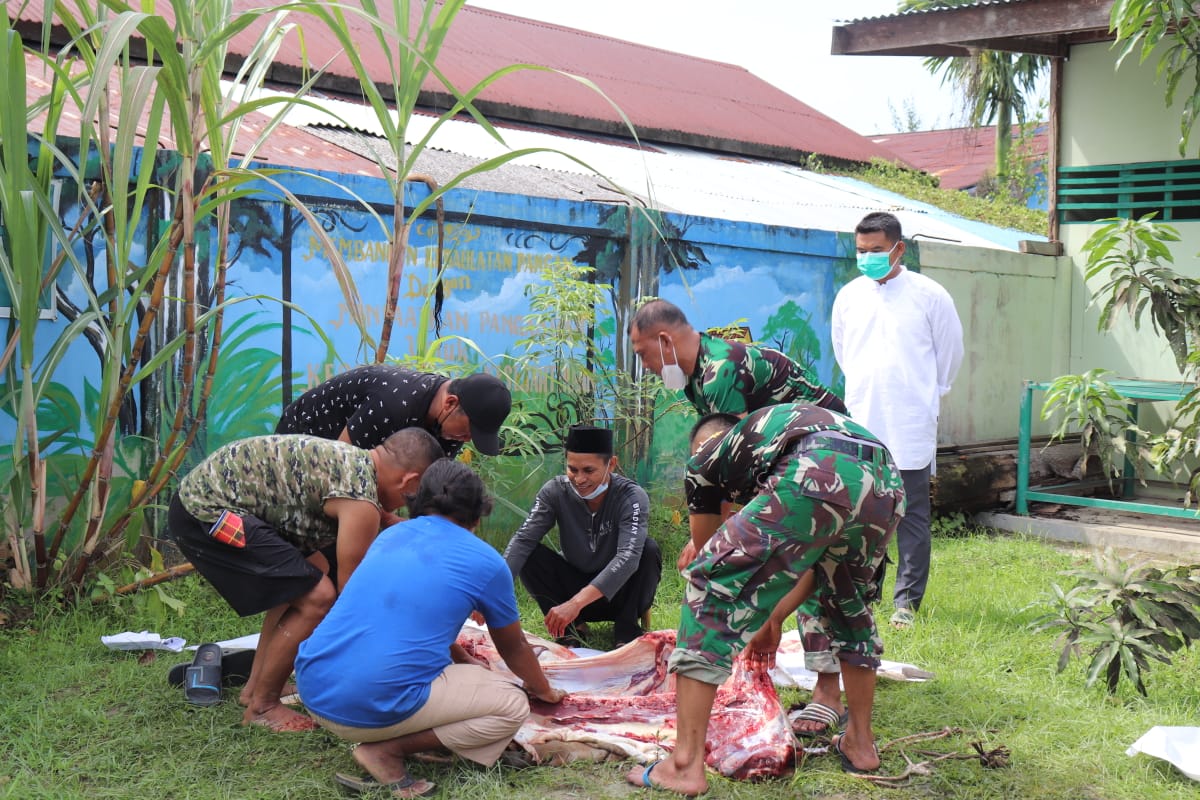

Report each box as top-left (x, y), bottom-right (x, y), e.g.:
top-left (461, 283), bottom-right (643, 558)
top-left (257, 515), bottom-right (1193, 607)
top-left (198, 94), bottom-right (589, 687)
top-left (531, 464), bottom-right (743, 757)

top-left (794, 432), bottom-right (882, 462)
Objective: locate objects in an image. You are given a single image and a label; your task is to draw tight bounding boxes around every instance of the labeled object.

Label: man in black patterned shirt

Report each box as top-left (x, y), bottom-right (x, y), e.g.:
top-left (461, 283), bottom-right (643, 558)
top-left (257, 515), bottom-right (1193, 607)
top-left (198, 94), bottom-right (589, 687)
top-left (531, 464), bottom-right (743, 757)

top-left (277, 365), bottom-right (512, 457)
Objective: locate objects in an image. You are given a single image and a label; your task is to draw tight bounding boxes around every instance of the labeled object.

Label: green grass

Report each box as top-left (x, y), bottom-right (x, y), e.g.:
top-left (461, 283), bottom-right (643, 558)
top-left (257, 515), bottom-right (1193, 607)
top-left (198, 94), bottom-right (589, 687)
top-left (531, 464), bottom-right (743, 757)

top-left (2, 523), bottom-right (1199, 799)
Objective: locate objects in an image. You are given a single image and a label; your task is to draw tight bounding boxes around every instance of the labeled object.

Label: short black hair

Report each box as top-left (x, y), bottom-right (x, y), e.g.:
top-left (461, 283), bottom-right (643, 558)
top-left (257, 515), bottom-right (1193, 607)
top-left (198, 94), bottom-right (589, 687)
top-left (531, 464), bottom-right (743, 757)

top-left (379, 427), bottom-right (445, 470)
top-left (689, 412), bottom-right (740, 447)
top-left (410, 459), bottom-right (494, 527)
top-left (855, 211), bottom-right (902, 244)
top-left (629, 298), bottom-right (689, 334)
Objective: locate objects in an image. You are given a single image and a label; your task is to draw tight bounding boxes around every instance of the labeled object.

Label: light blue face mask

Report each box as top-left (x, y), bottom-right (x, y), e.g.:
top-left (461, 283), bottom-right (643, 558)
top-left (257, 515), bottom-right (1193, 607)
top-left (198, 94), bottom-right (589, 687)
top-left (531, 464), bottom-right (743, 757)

top-left (570, 467), bottom-right (610, 501)
top-left (856, 242), bottom-right (899, 280)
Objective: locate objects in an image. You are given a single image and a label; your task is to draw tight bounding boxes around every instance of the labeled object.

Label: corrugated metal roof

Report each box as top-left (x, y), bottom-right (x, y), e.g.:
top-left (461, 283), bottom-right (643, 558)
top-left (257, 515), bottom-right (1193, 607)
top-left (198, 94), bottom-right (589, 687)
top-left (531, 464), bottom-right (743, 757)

top-left (16, 0), bottom-right (907, 166)
top-left (837, 0), bottom-right (1037, 24)
top-left (870, 125), bottom-right (1049, 191)
top-left (257, 86), bottom-right (1041, 250)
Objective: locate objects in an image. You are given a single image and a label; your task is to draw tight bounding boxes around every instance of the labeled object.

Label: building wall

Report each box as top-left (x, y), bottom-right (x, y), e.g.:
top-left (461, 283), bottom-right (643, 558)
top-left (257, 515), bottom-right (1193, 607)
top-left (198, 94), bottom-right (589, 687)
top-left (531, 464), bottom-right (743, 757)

top-left (918, 242), bottom-right (1070, 445)
top-left (6, 154), bottom-right (1073, 534)
top-left (1060, 41), bottom-right (1200, 386)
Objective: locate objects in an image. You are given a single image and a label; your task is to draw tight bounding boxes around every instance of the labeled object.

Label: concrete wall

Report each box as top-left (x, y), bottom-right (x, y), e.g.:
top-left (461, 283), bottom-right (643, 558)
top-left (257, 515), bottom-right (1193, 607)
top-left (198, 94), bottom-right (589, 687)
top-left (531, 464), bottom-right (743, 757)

top-left (1060, 41), bottom-right (1200, 386)
top-left (918, 242), bottom-right (1071, 444)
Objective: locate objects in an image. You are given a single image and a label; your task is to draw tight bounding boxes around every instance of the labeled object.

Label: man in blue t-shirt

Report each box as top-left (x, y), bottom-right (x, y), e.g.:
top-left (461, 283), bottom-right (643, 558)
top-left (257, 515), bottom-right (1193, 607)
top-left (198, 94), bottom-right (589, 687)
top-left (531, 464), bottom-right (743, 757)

top-left (296, 460), bottom-right (564, 797)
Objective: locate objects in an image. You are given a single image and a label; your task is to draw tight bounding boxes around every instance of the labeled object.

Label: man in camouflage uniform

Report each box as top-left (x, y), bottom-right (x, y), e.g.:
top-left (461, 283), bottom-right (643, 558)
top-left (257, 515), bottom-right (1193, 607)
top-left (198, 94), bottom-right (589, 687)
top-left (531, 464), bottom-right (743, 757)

top-left (628, 299), bottom-right (846, 417)
top-left (630, 298), bottom-right (855, 739)
top-left (625, 404), bottom-right (904, 794)
top-left (166, 429), bottom-right (444, 732)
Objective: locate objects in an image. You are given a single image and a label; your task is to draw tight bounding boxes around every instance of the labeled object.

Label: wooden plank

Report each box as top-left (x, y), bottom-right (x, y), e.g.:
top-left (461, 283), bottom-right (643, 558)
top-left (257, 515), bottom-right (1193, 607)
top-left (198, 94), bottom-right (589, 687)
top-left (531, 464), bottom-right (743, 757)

top-left (831, 0), bottom-right (1114, 57)
top-left (1019, 240), bottom-right (1064, 256)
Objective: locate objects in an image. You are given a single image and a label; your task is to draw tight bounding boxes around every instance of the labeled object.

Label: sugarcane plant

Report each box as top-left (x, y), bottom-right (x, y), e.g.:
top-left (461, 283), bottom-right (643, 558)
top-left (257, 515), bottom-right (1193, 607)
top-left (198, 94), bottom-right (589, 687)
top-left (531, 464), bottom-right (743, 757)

top-left (3, 0), bottom-right (668, 598)
top-left (1, 0), bottom-right (326, 593)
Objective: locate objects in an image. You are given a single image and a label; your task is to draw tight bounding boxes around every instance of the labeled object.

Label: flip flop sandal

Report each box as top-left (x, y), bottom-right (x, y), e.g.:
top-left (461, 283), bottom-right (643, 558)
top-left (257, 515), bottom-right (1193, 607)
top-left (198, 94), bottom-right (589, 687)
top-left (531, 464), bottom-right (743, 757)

top-left (182, 643), bottom-right (223, 706)
top-left (791, 701), bottom-right (849, 738)
top-left (333, 772), bottom-right (436, 798)
top-left (890, 608), bottom-right (916, 628)
top-left (168, 648), bottom-right (256, 689)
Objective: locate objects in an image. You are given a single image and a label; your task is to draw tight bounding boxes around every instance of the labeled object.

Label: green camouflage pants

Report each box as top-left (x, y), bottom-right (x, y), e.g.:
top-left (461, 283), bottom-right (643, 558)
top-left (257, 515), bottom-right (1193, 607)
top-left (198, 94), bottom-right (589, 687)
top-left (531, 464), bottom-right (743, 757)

top-left (672, 448), bottom-right (905, 685)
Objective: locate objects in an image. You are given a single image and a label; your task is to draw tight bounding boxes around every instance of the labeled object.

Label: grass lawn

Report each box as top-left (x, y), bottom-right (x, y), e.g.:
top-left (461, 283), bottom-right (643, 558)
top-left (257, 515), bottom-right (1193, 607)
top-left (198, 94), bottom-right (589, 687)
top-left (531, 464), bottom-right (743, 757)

top-left (1, 523), bottom-right (1198, 800)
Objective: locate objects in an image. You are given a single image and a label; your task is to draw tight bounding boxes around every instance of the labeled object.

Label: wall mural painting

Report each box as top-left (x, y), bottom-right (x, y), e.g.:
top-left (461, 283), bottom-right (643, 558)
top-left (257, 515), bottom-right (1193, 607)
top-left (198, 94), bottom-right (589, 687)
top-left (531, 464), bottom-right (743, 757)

top-left (11, 177), bottom-right (851, 519)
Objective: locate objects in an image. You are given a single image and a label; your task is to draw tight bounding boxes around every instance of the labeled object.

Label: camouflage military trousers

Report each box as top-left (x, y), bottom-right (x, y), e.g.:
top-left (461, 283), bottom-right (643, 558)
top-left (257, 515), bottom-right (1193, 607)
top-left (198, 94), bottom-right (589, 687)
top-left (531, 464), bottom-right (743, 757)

top-left (673, 447), bottom-right (905, 685)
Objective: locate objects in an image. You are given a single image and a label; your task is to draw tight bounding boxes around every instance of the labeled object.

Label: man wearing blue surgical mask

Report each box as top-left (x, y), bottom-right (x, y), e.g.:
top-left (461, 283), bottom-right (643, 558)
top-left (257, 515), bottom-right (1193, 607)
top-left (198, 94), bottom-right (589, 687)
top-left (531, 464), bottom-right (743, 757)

top-left (503, 425), bottom-right (661, 648)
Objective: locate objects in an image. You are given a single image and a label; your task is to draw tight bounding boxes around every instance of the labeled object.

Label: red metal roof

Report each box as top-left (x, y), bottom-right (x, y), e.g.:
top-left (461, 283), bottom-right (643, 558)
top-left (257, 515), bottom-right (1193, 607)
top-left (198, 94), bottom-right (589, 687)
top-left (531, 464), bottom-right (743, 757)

top-left (20, 51), bottom-right (384, 175)
top-left (15, 1), bottom-right (905, 167)
top-left (869, 125), bottom-right (1048, 190)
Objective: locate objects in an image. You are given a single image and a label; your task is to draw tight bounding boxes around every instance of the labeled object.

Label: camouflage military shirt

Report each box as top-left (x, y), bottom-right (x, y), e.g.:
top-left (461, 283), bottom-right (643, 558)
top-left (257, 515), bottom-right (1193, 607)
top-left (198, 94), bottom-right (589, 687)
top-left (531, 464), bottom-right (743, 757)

top-left (177, 435), bottom-right (379, 551)
top-left (686, 404), bottom-right (901, 514)
top-left (683, 333), bottom-right (846, 417)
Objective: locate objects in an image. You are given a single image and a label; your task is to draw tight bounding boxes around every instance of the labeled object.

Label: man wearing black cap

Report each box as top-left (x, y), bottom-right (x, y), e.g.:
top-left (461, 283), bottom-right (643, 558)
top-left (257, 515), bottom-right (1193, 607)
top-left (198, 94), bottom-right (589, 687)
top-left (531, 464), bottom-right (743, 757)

top-left (276, 365), bottom-right (512, 457)
top-left (503, 426), bottom-right (661, 647)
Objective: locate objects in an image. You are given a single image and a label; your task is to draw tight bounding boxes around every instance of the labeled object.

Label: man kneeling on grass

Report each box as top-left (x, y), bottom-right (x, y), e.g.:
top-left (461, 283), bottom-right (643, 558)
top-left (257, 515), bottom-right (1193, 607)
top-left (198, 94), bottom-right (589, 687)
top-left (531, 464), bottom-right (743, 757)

top-left (295, 459), bottom-right (566, 798)
top-left (166, 428), bottom-right (443, 732)
top-left (626, 405), bottom-right (905, 796)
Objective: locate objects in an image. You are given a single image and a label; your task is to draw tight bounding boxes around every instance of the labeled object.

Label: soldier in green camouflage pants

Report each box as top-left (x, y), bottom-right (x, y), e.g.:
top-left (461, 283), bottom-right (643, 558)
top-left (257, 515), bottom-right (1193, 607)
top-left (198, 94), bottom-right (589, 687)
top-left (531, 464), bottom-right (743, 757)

top-left (626, 405), bottom-right (904, 795)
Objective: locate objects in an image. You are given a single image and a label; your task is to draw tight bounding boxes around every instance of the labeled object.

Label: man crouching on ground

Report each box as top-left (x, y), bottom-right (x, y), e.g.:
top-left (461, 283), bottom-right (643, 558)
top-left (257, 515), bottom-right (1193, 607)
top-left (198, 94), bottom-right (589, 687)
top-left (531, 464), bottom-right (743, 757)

top-left (165, 428), bottom-right (443, 732)
top-left (295, 459), bottom-right (566, 798)
top-left (626, 405), bottom-right (905, 795)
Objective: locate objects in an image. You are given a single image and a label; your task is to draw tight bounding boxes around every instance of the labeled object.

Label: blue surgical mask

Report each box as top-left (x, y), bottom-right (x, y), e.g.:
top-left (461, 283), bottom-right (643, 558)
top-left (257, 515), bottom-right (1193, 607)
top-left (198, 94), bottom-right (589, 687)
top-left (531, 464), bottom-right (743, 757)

top-left (570, 467), bottom-right (610, 501)
top-left (856, 242), bottom-right (899, 281)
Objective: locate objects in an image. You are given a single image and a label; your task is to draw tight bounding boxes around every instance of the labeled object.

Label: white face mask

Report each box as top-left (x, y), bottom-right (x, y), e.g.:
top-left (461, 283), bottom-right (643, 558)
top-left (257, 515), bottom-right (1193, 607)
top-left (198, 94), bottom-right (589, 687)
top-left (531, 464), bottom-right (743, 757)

top-left (659, 338), bottom-right (687, 391)
top-left (570, 467), bottom-right (610, 501)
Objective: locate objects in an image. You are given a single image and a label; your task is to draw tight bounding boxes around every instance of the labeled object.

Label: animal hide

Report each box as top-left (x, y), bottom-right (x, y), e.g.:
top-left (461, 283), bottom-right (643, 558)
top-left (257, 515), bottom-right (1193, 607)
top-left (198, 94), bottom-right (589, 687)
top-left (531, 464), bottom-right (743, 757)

top-left (456, 625), bottom-right (794, 780)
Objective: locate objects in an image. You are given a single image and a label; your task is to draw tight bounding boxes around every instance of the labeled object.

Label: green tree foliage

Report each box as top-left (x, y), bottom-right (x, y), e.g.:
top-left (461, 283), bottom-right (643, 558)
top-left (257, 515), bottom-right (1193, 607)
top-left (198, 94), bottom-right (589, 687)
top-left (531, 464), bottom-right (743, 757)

top-left (897, 0), bottom-right (1047, 177)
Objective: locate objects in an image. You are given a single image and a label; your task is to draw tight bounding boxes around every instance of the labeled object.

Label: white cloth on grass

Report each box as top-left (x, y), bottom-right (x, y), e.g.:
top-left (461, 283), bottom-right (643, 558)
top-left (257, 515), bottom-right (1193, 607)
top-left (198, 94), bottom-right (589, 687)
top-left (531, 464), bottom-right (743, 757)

top-left (1127, 726), bottom-right (1200, 782)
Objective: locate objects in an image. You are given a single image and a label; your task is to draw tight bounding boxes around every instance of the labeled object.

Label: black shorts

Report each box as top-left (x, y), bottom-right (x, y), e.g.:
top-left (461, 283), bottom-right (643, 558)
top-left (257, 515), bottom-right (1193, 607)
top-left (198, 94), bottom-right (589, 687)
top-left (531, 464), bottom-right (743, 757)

top-left (166, 494), bottom-right (324, 617)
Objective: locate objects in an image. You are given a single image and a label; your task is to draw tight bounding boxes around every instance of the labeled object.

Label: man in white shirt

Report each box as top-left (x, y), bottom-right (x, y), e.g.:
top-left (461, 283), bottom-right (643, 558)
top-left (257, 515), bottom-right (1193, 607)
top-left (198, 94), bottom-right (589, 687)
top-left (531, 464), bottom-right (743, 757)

top-left (788, 211), bottom-right (963, 739)
top-left (833, 210), bottom-right (963, 630)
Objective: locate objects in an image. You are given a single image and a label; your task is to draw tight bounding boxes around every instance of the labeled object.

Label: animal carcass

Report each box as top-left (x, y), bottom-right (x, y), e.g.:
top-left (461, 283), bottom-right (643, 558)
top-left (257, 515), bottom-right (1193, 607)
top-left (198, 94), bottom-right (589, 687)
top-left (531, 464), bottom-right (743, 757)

top-left (456, 625), bottom-right (794, 780)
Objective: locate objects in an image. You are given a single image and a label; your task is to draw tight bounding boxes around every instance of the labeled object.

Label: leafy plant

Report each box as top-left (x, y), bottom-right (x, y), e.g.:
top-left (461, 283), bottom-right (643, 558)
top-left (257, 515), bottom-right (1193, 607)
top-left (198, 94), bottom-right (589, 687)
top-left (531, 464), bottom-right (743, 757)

top-left (1040, 368), bottom-right (1140, 486)
top-left (1042, 215), bottom-right (1200, 503)
top-left (503, 261), bottom-right (675, 470)
top-left (1029, 549), bottom-right (1200, 695)
top-left (1082, 215), bottom-right (1199, 372)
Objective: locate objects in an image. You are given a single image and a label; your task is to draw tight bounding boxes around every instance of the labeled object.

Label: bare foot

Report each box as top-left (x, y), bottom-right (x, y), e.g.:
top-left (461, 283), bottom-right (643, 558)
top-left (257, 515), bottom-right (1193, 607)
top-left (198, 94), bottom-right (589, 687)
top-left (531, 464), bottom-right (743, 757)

top-left (832, 731), bottom-right (880, 773)
top-left (624, 759), bottom-right (707, 796)
top-left (353, 740), bottom-right (414, 786)
top-left (241, 704), bottom-right (317, 732)
top-left (240, 681), bottom-right (296, 707)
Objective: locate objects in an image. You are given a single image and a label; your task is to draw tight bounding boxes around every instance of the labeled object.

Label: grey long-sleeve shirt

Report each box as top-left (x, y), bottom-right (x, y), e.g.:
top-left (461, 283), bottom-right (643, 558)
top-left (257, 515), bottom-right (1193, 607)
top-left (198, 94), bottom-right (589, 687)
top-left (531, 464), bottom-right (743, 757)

top-left (503, 473), bottom-right (650, 599)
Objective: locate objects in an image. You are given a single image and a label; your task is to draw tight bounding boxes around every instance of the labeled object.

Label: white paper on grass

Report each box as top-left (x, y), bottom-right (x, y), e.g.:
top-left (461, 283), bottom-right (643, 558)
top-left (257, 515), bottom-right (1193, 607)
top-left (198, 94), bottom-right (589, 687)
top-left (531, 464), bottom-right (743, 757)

top-left (768, 630), bottom-right (933, 690)
top-left (184, 633), bottom-right (260, 652)
top-left (1126, 726), bottom-right (1200, 782)
top-left (101, 631), bottom-right (186, 652)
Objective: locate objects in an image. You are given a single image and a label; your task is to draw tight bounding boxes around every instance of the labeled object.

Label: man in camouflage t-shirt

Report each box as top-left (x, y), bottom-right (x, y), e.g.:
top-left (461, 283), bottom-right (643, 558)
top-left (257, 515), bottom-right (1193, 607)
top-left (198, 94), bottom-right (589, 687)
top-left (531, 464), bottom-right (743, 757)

top-left (624, 404), bottom-right (904, 794)
top-left (166, 429), bottom-right (443, 733)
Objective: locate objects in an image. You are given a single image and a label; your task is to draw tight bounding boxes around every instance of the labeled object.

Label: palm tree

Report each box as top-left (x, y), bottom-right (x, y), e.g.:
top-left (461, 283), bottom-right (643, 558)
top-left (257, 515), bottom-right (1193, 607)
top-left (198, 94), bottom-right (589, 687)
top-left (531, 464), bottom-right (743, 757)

top-left (898, 0), bottom-right (1047, 182)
